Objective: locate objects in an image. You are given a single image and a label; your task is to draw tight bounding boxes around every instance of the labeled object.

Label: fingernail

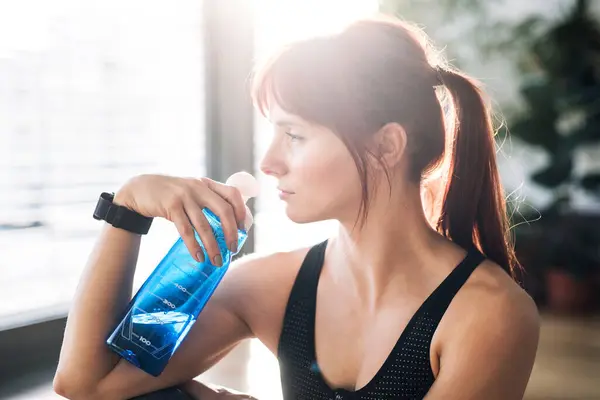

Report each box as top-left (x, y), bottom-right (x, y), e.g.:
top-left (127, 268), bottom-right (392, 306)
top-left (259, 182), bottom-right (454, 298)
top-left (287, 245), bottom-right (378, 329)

top-left (229, 241), bottom-right (238, 253)
top-left (213, 254), bottom-right (223, 267)
top-left (196, 251), bottom-right (205, 263)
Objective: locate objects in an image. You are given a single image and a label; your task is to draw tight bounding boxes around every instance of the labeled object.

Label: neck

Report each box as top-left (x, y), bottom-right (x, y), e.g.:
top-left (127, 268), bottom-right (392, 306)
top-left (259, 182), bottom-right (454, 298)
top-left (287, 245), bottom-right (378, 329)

top-left (329, 182), bottom-right (447, 305)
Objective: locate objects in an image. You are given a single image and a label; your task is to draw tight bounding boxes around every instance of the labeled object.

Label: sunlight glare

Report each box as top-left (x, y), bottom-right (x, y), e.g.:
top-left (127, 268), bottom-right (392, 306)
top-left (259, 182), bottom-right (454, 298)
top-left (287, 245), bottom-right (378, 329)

top-left (254, 0), bottom-right (379, 56)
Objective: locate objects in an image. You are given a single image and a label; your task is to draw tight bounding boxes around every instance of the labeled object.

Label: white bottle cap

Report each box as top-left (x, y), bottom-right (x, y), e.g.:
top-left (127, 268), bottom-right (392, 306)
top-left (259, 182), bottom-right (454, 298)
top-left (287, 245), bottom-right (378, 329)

top-left (225, 171), bottom-right (259, 230)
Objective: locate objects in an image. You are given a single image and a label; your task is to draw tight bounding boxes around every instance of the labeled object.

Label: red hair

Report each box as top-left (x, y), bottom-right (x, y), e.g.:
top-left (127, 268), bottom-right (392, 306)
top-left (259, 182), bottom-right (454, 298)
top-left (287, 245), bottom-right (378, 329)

top-left (251, 15), bottom-right (519, 279)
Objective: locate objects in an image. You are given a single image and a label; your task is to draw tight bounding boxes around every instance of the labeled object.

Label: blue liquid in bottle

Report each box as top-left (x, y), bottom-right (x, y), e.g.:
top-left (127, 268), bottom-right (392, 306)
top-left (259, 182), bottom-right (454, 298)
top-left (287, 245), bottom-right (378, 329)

top-left (106, 208), bottom-right (248, 376)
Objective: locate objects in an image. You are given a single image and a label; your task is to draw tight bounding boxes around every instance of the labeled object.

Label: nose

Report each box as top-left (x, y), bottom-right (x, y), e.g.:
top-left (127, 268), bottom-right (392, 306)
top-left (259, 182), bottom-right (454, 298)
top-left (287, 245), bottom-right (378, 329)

top-left (260, 138), bottom-right (288, 178)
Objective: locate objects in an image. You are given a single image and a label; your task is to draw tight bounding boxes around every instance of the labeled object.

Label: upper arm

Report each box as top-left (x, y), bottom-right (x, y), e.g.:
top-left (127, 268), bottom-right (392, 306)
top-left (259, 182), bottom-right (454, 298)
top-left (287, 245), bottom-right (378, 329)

top-left (425, 284), bottom-right (540, 400)
top-left (89, 254), bottom-right (271, 400)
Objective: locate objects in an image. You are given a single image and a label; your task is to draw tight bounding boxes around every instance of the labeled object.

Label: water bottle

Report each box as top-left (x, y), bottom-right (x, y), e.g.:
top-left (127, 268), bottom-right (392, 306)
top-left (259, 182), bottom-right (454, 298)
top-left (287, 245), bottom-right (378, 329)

top-left (106, 172), bottom-right (259, 377)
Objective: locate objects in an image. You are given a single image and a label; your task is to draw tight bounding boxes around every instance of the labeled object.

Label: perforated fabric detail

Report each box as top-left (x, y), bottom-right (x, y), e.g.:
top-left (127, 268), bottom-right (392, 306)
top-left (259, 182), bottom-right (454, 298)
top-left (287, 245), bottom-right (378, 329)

top-left (279, 298), bottom-right (332, 400)
top-left (277, 241), bottom-right (484, 400)
top-left (359, 310), bottom-right (437, 399)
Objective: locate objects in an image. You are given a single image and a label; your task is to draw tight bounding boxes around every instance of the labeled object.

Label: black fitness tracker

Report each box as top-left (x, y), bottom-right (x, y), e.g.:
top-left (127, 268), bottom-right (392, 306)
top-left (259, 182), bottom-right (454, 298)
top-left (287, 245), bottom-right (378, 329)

top-left (93, 192), bottom-right (153, 235)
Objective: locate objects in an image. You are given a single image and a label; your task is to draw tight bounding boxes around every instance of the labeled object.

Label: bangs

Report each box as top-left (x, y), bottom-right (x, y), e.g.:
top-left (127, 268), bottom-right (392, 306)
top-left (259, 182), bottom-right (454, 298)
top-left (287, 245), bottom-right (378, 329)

top-left (250, 37), bottom-right (353, 129)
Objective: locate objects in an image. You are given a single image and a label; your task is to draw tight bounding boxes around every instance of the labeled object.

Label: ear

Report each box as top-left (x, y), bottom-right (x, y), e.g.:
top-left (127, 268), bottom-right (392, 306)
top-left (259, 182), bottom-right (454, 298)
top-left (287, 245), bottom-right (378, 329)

top-left (369, 122), bottom-right (408, 169)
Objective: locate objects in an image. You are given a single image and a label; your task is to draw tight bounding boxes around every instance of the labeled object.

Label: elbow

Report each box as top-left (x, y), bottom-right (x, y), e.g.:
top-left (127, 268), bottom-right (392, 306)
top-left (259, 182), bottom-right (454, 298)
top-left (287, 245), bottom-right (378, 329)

top-left (52, 373), bottom-right (82, 400)
top-left (53, 371), bottom-right (101, 400)
top-left (52, 376), bottom-right (73, 399)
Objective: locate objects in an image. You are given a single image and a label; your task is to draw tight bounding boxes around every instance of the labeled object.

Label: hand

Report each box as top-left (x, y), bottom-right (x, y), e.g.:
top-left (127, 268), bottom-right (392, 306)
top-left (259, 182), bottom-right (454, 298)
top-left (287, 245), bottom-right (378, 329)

top-left (114, 174), bottom-right (249, 265)
top-left (181, 380), bottom-right (259, 400)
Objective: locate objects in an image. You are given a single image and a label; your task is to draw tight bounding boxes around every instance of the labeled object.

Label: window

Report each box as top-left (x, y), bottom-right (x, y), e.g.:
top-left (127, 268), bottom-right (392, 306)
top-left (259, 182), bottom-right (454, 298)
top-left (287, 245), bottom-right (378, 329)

top-left (0, 0), bottom-right (205, 327)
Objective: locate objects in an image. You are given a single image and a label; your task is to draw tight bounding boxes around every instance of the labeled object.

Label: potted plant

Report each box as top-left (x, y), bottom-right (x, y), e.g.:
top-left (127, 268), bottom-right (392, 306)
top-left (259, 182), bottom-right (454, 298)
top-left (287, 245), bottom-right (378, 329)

top-left (509, 0), bottom-right (600, 313)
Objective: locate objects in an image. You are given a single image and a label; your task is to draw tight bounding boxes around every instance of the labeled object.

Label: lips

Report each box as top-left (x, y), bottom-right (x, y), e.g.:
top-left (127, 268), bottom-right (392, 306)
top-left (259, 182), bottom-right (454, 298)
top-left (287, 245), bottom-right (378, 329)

top-left (278, 188), bottom-right (294, 200)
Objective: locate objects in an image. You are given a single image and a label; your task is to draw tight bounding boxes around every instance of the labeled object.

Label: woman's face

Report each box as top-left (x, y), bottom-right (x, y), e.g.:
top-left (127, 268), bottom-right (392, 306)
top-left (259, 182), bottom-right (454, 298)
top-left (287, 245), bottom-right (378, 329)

top-left (260, 103), bottom-right (364, 224)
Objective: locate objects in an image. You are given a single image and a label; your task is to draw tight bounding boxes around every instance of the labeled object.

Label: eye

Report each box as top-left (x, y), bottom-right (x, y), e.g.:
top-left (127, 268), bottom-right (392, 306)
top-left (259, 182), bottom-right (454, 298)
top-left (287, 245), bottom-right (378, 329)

top-left (285, 131), bottom-right (304, 142)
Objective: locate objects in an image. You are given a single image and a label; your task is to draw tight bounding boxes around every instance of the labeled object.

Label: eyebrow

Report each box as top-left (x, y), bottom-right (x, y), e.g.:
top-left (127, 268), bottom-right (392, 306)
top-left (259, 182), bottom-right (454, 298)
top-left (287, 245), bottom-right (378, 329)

top-left (272, 119), bottom-right (305, 127)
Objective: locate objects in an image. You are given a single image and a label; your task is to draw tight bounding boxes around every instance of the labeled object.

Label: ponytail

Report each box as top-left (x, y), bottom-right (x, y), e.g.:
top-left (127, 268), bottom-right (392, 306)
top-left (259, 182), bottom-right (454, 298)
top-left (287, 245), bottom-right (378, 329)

top-left (250, 15), bottom-right (520, 279)
top-left (435, 68), bottom-right (519, 279)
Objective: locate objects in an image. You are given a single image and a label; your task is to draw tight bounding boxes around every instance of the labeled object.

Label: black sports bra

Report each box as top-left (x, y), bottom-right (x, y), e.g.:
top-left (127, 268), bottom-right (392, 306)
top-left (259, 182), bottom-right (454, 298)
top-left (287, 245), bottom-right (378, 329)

top-left (277, 240), bottom-right (485, 400)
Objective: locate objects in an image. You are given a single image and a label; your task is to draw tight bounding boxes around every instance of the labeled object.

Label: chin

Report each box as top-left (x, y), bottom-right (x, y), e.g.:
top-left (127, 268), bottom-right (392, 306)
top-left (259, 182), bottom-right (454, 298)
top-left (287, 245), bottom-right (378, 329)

top-left (284, 206), bottom-right (325, 225)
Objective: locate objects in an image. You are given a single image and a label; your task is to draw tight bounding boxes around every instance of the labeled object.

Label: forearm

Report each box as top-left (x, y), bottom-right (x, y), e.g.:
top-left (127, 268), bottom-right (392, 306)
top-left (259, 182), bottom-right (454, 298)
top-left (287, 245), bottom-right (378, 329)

top-left (55, 223), bottom-right (141, 391)
top-left (182, 379), bottom-right (258, 400)
top-left (53, 174), bottom-right (259, 399)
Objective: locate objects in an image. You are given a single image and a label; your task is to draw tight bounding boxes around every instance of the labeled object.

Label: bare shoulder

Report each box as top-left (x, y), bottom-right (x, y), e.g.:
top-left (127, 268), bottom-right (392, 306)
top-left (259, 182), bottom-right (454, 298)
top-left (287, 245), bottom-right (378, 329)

top-left (220, 246), bottom-right (312, 300)
top-left (440, 258), bottom-right (540, 348)
top-left (468, 259), bottom-right (539, 324)
top-left (212, 245), bottom-right (314, 353)
top-left (428, 259), bottom-right (541, 398)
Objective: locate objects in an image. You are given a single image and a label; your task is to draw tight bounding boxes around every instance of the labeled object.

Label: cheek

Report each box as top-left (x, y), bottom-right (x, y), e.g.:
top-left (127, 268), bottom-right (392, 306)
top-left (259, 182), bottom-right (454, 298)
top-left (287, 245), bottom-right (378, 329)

top-left (290, 138), bottom-right (363, 215)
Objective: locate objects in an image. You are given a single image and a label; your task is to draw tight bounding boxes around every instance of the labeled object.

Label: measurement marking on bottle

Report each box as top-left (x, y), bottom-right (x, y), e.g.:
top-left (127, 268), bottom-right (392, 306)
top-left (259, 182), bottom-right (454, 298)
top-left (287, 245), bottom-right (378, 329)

top-left (148, 291), bottom-right (166, 302)
top-left (171, 262), bottom-right (196, 278)
top-left (151, 314), bottom-right (166, 324)
top-left (171, 261), bottom-right (210, 280)
top-left (148, 291), bottom-right (176, 309)
top-left (163, 299), bottom-right (175, 308)
top-left (133, 306), bottom-right (167, 325)
top-left (170, 281), bottom-right (204, 303)
top-left (131, 332), bottom-right (158, 351)
top-left (147, 284), bottom-right (198, 308)
top-left (173, 282), bottom-right (191, 295)
top-left (139, 336), bottom-right (152, 346)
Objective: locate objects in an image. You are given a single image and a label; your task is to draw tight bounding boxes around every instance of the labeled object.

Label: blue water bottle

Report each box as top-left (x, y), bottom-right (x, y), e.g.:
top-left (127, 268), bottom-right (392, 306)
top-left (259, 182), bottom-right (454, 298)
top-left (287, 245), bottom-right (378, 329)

top-left (106, 172), bottom-right (258, 376)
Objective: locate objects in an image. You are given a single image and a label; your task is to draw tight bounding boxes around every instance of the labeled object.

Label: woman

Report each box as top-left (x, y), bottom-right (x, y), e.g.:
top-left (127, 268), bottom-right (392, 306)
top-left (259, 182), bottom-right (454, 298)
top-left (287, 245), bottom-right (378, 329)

top-left (54, 15), bottom-right (539, 400)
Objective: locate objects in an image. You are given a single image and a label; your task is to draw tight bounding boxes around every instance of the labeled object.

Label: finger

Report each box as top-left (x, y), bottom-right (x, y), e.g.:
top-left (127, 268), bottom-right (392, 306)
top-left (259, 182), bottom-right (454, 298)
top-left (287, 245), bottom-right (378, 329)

top-left (191, 182), bottom-right (240, 254)
top-left (171, 208), bottom-right (204, 263)
top-left (182, 196), bottom-right (223, 266)
top-left (200, 178), bottom-right (247, 230)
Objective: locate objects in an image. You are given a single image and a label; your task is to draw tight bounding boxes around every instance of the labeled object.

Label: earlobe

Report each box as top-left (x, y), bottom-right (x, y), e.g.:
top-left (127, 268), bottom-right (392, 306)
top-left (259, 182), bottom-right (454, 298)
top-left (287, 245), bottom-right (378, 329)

top-left (374, 122), bottom-right (408, 169)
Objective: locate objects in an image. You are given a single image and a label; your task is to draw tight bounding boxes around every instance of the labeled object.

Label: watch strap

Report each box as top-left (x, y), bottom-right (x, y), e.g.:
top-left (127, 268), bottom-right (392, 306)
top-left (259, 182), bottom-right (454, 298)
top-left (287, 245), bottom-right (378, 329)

top-left (93, 192), bottom-right (153, 235)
